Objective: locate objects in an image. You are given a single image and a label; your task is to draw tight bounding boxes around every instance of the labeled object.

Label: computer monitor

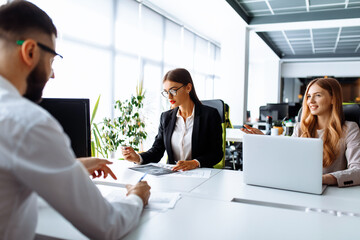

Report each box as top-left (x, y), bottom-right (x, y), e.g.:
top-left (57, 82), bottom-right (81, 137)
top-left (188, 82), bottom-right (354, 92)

top-left (259, 105), bottom-right (278, 122)
top-left (266, 103), bottom-right (288, 121)
top-left (39, 98), bottom-right (91, 158)
top-left (259, 103), bottom-right (301, 122)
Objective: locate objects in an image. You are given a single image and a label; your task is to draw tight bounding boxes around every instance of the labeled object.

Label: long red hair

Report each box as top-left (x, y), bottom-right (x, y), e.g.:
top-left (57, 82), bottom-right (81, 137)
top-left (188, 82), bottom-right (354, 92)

top-left (300, 78), bottom-right (345, 167)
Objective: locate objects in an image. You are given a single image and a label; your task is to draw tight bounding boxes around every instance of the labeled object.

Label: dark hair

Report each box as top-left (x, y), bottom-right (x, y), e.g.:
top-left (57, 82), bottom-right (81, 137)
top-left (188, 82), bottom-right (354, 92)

top-left (0, 0), bottom-right (57, 38)
top-left (163, 68), bottom-right (202, 105)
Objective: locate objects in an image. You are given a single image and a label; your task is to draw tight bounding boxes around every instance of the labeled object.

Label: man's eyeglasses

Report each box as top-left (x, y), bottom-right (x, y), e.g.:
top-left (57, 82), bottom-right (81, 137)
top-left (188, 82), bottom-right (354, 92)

top-left (161, 84), bottom-right (186, 98)
top-left (16, 40), bottom-right (63, 59)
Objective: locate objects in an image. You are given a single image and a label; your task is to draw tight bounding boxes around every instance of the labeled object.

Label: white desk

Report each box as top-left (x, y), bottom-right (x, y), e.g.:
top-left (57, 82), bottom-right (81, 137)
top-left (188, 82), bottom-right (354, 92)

top-left (191, 169), bottom-right (360, 214)
top-left (226, 128), bottom-right (244, 142)
top-left (122, 195), bottom-right (360, 240)
top-left (93, 161), bottom-right (222, 193)
top-left (36, 163), bottom-right (360, 240)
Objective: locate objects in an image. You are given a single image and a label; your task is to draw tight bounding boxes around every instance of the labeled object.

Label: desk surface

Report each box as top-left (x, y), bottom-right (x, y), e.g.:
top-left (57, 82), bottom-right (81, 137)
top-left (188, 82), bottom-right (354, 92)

top-left (94, 161), bottom-right (222, 193)
top-left (191, 169), bottom-right (360, 214)
top-left (226, 128), bottom-right (244, 142)
top-left (122, 195), bottom-right (360, 240)
top-left (36, 162), bottom-right (360, 240)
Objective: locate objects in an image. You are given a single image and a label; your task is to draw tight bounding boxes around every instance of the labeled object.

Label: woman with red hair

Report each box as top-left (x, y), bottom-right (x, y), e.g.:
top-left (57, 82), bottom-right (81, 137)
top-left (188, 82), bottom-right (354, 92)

top-left (242, 78), bottom-right (360, 187)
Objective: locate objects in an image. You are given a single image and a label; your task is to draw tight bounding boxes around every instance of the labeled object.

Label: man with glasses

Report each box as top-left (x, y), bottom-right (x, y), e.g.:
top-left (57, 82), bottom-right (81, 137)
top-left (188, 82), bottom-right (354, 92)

top-left (0, 1), bottom-right (150, 239)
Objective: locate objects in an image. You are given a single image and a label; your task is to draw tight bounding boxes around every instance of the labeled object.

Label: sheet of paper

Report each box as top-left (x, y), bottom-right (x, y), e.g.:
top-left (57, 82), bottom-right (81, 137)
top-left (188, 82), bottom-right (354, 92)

top-left (154, 163), bottom-right (212, 178)
top-left (104, 188), bottom-right (181, 211)
top-left (129, 163), bottom-right (175, 176)
top-left (146, 192), bottom-right (181, 211)
top-left (169, 168), bottom-right (212, 178)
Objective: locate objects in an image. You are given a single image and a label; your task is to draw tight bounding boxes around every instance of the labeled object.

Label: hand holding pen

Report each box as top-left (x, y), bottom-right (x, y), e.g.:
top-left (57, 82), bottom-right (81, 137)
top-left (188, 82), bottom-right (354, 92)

top-left (126, 172), bottom-right (151, 206)
top-left (138, 172), bottom-right (148, 183)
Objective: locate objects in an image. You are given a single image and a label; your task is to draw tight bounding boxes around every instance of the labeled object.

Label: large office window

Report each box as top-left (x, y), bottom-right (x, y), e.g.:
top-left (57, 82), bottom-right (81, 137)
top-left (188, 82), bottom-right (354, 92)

top-left (29, 0), bottom-right (220, 151)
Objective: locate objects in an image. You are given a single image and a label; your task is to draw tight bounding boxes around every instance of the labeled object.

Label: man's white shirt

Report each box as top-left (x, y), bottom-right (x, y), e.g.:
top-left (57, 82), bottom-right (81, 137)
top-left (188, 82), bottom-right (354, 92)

top-left (0, 75), bottom-right (143, 240)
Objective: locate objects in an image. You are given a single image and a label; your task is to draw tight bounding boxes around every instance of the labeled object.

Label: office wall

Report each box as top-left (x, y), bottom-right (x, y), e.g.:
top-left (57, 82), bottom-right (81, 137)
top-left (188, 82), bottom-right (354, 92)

top-left (282, 61), bottom-right (360, 78)
top-left (247, 32), bottom-right (280, 121)
top-left (214, 4), bottom-right (247, 126)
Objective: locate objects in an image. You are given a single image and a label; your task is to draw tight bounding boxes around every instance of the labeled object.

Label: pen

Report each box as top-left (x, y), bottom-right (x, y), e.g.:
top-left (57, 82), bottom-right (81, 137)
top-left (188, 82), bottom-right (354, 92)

top-left (138, 172), bottom-right (147, 183)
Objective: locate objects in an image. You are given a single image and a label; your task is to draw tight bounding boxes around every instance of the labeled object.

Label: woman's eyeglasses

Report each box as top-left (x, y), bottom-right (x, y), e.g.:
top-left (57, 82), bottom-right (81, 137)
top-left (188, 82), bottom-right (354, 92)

top-left (161, 84), bottom-right (186, 98)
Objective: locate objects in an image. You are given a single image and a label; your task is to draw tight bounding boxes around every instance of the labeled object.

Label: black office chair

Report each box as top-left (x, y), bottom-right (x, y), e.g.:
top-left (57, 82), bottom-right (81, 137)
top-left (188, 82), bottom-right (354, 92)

top-left (297, 103), bottom-right (360, 127)
top-left (223, 103), bottom-right (242, 170)
top-left (201, 99), bottom-right (226, 169)
top-left (343, 104), bottom-right (360, 127)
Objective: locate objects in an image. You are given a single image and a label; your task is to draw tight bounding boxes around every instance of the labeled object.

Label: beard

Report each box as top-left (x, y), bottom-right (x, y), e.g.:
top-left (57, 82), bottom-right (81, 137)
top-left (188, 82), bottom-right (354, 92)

top-left (24, 60), bottom-right (49, 103)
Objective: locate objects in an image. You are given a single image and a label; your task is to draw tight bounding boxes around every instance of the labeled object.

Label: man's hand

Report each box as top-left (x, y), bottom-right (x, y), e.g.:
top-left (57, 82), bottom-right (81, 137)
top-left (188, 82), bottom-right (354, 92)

top-left (77, 157), bottom-right (117, 180)
top-left (172, 160), bottom-right (199, 171)
top-left (126, 181), bottom-right (151, 206)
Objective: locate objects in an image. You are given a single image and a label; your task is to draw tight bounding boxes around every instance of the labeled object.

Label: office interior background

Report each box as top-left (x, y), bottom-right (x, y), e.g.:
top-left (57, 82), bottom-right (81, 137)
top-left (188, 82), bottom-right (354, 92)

top-left (8, 0), bottom-right (360, 151)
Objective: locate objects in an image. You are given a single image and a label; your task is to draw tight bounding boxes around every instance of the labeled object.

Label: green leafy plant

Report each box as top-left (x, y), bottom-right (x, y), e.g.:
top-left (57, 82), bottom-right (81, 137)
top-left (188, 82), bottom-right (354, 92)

top-left (91, 81), bottom-right (147, 158)
top-left (91, 95), bottom-right (108, 157)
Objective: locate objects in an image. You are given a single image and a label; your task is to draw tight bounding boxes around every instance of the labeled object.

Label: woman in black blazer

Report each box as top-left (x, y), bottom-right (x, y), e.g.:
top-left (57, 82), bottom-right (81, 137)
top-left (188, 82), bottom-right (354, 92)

top-left (122, 68), bottom-right (223, 171)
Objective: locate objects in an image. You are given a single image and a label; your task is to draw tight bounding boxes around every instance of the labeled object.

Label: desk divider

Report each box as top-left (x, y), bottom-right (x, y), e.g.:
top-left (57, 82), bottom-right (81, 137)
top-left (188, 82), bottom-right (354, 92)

top-left (231, 198), bottom-right (360, 218)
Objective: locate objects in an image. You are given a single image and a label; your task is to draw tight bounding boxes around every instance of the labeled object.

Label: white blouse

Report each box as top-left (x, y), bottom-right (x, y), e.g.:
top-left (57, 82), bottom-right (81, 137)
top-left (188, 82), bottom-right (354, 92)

top-left (171, 106), bottom-right (195, 162)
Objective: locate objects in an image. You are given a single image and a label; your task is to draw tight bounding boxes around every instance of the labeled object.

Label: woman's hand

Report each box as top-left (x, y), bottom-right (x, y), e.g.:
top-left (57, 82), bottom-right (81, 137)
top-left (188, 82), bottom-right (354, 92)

top-left (172, 160), bottom-right (199, 171)
top-left (121, 146), bottom-right (141, 164)
top-left (77, 157), bottom-right (117, 180)
top-left (240, 124), bottom-right (264, 135)
top-left (322, 174), bottom-right (337, 185)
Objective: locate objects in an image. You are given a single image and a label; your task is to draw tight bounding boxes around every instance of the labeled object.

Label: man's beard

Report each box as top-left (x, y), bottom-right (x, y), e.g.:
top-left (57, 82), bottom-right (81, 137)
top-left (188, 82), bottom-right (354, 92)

top-left (24, 61), bottom-right (48, 103)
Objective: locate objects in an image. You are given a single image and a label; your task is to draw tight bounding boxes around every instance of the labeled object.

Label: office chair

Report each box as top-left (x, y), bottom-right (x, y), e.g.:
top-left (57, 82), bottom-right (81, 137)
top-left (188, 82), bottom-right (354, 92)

top-left (202, 99), bottom-right (226, 169)
top-left (343, 104), bottom-right (360, 127)
top-left (297, 103), bottom-right (360, 127)
top-left (224, 103), bottom-right (242, 170)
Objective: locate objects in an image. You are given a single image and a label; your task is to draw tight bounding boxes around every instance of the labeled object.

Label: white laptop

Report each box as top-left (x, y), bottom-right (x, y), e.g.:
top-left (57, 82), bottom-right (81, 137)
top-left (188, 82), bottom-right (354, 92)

top-left (243, 134), bottom-right (327, 195)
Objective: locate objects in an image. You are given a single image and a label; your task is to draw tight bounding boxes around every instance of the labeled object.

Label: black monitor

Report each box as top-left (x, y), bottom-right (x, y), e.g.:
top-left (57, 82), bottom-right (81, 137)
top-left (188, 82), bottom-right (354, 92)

top-left (267, 103), bottom-right (288, 121)
top-left (259, 103), bottom-right (289, 122)
top-left (39, 98), bottom-right (91, 158)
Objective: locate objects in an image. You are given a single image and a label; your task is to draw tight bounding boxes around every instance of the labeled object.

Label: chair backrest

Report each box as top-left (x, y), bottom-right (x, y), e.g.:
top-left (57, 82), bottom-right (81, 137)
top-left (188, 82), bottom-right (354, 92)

top-left (343, 104), bottom-right (360, 127)
top-left (297, 103), bottom-right (360, 128)
top-left (224, 103), bottom-right (233, 129)
top-left (201, 99), bottom-right (226, 169)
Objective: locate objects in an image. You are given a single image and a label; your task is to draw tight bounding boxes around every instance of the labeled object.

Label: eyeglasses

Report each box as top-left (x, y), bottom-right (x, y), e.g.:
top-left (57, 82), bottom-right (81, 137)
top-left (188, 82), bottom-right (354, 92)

top-left (16, 40), bottom-right (63, 59)
top-left (161, 84), bottom-right (186, 98)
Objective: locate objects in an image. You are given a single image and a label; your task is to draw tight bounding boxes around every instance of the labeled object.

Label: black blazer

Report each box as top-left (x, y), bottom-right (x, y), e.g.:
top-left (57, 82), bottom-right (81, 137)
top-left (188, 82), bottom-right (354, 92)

top-left (140, 103), bottom-right (223, 168)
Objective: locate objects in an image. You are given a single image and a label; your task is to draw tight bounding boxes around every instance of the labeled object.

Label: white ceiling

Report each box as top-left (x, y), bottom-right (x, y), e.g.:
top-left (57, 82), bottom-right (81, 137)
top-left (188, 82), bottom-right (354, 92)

top-left (145, 0), bottom-right (239, 43)
top-left (228, 0), bottom-right (360, 59)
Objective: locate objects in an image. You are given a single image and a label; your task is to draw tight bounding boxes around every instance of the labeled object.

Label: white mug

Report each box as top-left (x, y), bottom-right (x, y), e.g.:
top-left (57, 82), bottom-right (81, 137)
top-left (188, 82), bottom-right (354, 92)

top-left (271, 128), bottom-right (279, 136)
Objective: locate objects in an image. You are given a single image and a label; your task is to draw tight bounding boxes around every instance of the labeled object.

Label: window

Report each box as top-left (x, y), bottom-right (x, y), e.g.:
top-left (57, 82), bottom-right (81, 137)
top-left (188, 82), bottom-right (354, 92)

top-left (29, 0), bottom-right (220, 151)
top-left (140, 5), bottom-right (163, 62)
top-left (164, 20), bottom-right (182, 67)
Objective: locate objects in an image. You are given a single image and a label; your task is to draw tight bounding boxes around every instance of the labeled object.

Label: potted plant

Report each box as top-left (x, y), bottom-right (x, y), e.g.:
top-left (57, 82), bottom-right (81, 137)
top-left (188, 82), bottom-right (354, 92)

top-left (91, 81), bottom-right (147, 158)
